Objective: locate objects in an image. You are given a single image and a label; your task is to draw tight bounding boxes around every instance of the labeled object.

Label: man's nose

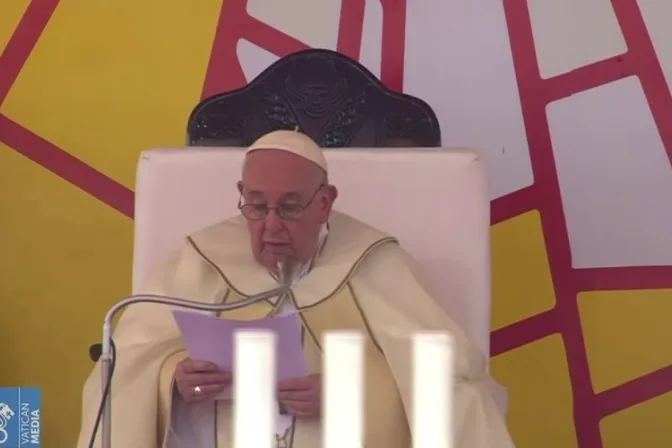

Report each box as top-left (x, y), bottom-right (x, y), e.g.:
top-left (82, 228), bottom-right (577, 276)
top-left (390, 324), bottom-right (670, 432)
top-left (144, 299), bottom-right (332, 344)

top-left (264, 209), bottom-right (284, 231)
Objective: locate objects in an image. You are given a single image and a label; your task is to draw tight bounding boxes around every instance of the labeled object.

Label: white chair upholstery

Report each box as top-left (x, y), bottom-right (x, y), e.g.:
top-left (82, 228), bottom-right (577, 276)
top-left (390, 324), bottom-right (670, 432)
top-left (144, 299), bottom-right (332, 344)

top-left (133, 147), bottom-right (492, 356)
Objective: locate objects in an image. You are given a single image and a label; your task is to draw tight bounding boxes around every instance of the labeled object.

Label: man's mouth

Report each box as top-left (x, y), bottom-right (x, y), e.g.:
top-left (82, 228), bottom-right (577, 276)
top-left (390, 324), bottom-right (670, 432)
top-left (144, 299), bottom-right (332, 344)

top-left (263, 242), bottom-right (293, 254)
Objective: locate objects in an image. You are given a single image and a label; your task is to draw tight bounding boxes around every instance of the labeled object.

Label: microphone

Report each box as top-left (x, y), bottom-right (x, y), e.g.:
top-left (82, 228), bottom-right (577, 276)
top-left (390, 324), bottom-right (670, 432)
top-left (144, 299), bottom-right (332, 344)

top-left (89, 343), bottom-right (102, 362)
top-left (90, 257), bottom-right (301, 448)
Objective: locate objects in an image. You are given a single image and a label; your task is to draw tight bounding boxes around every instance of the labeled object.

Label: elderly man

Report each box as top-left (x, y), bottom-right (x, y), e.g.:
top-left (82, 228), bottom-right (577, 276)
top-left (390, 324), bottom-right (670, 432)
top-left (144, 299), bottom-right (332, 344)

top-left (76, 130), bottom-right (515, 448)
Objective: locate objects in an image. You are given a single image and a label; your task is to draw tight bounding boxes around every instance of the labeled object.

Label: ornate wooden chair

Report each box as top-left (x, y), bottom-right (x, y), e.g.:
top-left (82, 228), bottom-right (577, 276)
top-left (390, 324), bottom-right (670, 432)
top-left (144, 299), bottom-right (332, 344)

top-left (186, 48), bottom-right (441, 148)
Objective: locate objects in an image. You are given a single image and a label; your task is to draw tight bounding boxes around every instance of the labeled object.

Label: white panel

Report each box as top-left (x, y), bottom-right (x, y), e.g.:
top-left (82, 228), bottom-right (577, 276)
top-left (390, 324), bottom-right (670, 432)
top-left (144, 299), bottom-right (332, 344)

top-left (547, 76), bottom-right (672, 268)
top-left (528, 0), bottom-right (627, 79)
top-left (359, 0), bottom-right (383, 79)
top-left (237, 39), bottom-right (280, 83)
top-left (413, 332), bottom-right (454, 448)
top-left (234, 331), bottom-right (275, 448)
top-left (246, 0), bottom-right (341, 49)
top-left (323, 331), bottom-right (364, 448)
top-left (134, 148), bottom-right (492, 355)
top-left (404, 0), bottom-right (532, 200)
top-left (639, 0), bottom-right (672, 95)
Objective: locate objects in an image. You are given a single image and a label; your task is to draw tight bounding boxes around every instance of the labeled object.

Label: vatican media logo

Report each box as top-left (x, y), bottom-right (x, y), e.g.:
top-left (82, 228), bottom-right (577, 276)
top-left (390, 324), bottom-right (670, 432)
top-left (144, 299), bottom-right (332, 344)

top-left (0, 388), bottom-right (41, 447)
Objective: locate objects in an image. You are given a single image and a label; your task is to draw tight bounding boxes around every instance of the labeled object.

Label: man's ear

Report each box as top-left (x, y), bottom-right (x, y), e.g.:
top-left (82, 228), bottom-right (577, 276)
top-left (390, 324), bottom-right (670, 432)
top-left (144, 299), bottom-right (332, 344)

top-left (321, 185), bottom-right (338, 214)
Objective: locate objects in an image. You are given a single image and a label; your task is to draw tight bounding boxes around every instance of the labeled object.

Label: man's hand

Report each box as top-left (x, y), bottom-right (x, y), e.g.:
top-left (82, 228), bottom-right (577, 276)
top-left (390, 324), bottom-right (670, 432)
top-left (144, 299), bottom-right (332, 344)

top-left (277, 374), bottom-right (321, 418)
top-left (175, 359), bottom-right (232, 403)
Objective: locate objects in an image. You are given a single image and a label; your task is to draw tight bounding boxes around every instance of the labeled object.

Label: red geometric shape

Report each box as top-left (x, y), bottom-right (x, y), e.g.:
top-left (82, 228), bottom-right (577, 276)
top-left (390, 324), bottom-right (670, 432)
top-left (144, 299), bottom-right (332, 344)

top-left (490, 309), bottom-right (557, 357)
top-left (336, 0), bottom-right (366, 61)
top-left (491, 185), bottom-right (537, 225)
top-left (596, 363), bottom-right (672, 418)
top-left (0, 0), bottom-right (133, 218)
top-left (0, 115), bottom-right (134, 217)
top-left (201, 0), bottom-right (309, 99)
top-left (379, 0), bottom-right (406, 92)
top-left (202, 0), bottom-right (406, 99)
top-left (574, 266), bottom-right (672, 292)
top-left (613, 0), bottom-right (672, 166)
top-left (492, 0), bottom-right (672, 446)
top-left (0, 0), bottom-right (58, 104)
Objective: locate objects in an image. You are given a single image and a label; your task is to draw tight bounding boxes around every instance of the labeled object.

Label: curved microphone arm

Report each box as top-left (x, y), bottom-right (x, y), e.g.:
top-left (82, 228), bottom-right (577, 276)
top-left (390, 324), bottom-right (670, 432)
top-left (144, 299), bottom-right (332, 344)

top-left (100, 284), bottom-right (292, 360)
top-left (98, 275), bottom-right (296, 448)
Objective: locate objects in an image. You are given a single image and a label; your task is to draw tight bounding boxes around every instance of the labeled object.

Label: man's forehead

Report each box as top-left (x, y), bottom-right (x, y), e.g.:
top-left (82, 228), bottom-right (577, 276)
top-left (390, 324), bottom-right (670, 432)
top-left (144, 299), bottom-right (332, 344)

top-left (244, 188), bottom-right (302, 198)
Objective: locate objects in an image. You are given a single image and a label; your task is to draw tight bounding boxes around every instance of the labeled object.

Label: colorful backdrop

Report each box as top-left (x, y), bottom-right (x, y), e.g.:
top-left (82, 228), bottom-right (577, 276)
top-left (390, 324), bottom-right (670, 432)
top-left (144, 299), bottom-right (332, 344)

top-left (1, 0), bottom-right (671, 447)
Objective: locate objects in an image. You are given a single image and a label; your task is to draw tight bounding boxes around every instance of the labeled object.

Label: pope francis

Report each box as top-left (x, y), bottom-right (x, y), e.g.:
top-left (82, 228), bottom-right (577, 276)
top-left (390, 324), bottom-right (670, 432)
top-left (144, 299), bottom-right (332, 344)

top-left (76, 130), bottom-right (516, 448)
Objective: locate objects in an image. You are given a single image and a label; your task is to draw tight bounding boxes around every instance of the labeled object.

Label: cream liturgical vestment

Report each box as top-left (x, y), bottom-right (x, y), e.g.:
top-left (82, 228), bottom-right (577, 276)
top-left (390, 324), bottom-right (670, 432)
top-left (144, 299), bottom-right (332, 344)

top-left (76, 211), bottom-right (516, 448)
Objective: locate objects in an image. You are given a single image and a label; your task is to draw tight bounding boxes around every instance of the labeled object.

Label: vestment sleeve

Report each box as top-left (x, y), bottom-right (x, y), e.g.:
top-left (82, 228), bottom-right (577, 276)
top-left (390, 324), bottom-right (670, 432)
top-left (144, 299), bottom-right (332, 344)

top-left (349, 243), bottom-right (516, 448)
top-left (75, 240), bottom-right (228, 448)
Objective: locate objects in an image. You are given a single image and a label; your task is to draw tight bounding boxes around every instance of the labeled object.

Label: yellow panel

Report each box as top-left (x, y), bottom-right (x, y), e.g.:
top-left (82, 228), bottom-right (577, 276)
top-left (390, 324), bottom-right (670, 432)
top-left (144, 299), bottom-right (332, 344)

top-left (490, 210), bottom-right (556, 330)
top-left (490, 335), bottom-right (577, 448)
top-left (601, 392), bottom-right (672, 447)
top-left (0, 0), bottom-right (30, 52)
top-left (578, 289), bottom-right (672, 393)
top-left (1, 0), bottom-right (222, 188)
top-left (0, 144), bottom-right (133, 447)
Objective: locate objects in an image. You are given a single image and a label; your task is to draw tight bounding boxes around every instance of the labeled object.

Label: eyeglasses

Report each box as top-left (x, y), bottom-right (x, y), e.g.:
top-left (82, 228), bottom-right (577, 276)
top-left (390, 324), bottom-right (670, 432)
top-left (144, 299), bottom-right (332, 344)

top-left (238, 185), bottom-right (325, 221)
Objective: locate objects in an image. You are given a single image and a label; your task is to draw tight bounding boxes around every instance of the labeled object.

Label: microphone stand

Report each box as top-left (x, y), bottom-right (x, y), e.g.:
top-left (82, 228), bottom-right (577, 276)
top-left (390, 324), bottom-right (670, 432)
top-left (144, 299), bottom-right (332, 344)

top-left (99, 260), bottom-right (298, 448)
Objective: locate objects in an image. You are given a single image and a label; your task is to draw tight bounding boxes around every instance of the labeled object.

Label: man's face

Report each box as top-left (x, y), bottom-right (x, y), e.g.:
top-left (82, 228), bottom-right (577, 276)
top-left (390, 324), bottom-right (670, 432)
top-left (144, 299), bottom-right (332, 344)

top-left (238, 150), bottom-right (337, 271)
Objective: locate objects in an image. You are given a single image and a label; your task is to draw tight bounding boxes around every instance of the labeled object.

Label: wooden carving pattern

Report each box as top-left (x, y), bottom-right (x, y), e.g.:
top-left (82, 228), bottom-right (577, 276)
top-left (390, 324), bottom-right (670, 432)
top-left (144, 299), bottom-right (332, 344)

top-left (187, 49), bottom-right (441, 148)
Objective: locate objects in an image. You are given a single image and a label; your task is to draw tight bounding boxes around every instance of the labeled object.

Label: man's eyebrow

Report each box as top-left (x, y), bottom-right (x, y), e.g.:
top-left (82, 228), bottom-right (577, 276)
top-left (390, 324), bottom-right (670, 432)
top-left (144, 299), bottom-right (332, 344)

top-left (244, 189), bottom-right (304, 200)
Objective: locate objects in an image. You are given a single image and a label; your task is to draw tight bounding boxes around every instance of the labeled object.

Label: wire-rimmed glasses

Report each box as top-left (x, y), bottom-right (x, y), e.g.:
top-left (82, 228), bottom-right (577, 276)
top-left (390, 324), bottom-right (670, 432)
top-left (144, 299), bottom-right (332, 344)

top-left (238, 184), bottom-right (325, 220)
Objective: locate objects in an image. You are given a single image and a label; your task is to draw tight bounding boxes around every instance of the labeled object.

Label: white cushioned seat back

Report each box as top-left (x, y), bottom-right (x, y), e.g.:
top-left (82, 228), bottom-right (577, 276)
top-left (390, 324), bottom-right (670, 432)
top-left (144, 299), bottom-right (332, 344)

top-left (133, 147), bottom-right (491, 355)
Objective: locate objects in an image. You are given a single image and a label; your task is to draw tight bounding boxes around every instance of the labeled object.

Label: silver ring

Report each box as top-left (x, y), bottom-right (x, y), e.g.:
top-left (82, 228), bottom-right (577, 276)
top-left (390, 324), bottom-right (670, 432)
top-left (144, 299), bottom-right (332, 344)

top-left (193, 386), bottom-right (202, 395)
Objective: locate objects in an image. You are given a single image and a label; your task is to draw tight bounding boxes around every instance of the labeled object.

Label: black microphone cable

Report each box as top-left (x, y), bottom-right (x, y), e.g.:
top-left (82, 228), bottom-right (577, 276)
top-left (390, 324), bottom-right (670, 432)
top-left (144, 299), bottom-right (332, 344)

top-left (87, 338), bottom-right (117, 448)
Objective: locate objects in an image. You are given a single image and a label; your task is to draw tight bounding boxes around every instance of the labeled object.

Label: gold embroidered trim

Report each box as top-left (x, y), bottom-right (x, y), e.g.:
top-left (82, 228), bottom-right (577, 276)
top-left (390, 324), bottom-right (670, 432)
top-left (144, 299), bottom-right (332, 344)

top-left (215, 289), bottom-right (232, 318)
top-left (293, 236), bottom-right (397, 311)
top-left (187, 233), bottom-right (398, 310)
top-left (186, 236), bottom-right (253, 300)
top-left (157, 349), bottom-right (189, 446)
top-left (347, 283), bottom-right (383, 353)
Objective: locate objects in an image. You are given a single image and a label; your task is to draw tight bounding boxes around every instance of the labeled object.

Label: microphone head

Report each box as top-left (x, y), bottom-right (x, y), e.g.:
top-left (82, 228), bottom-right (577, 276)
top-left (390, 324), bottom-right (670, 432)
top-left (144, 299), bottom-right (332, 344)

top-left (89, 343), bottom-right (102, 362)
